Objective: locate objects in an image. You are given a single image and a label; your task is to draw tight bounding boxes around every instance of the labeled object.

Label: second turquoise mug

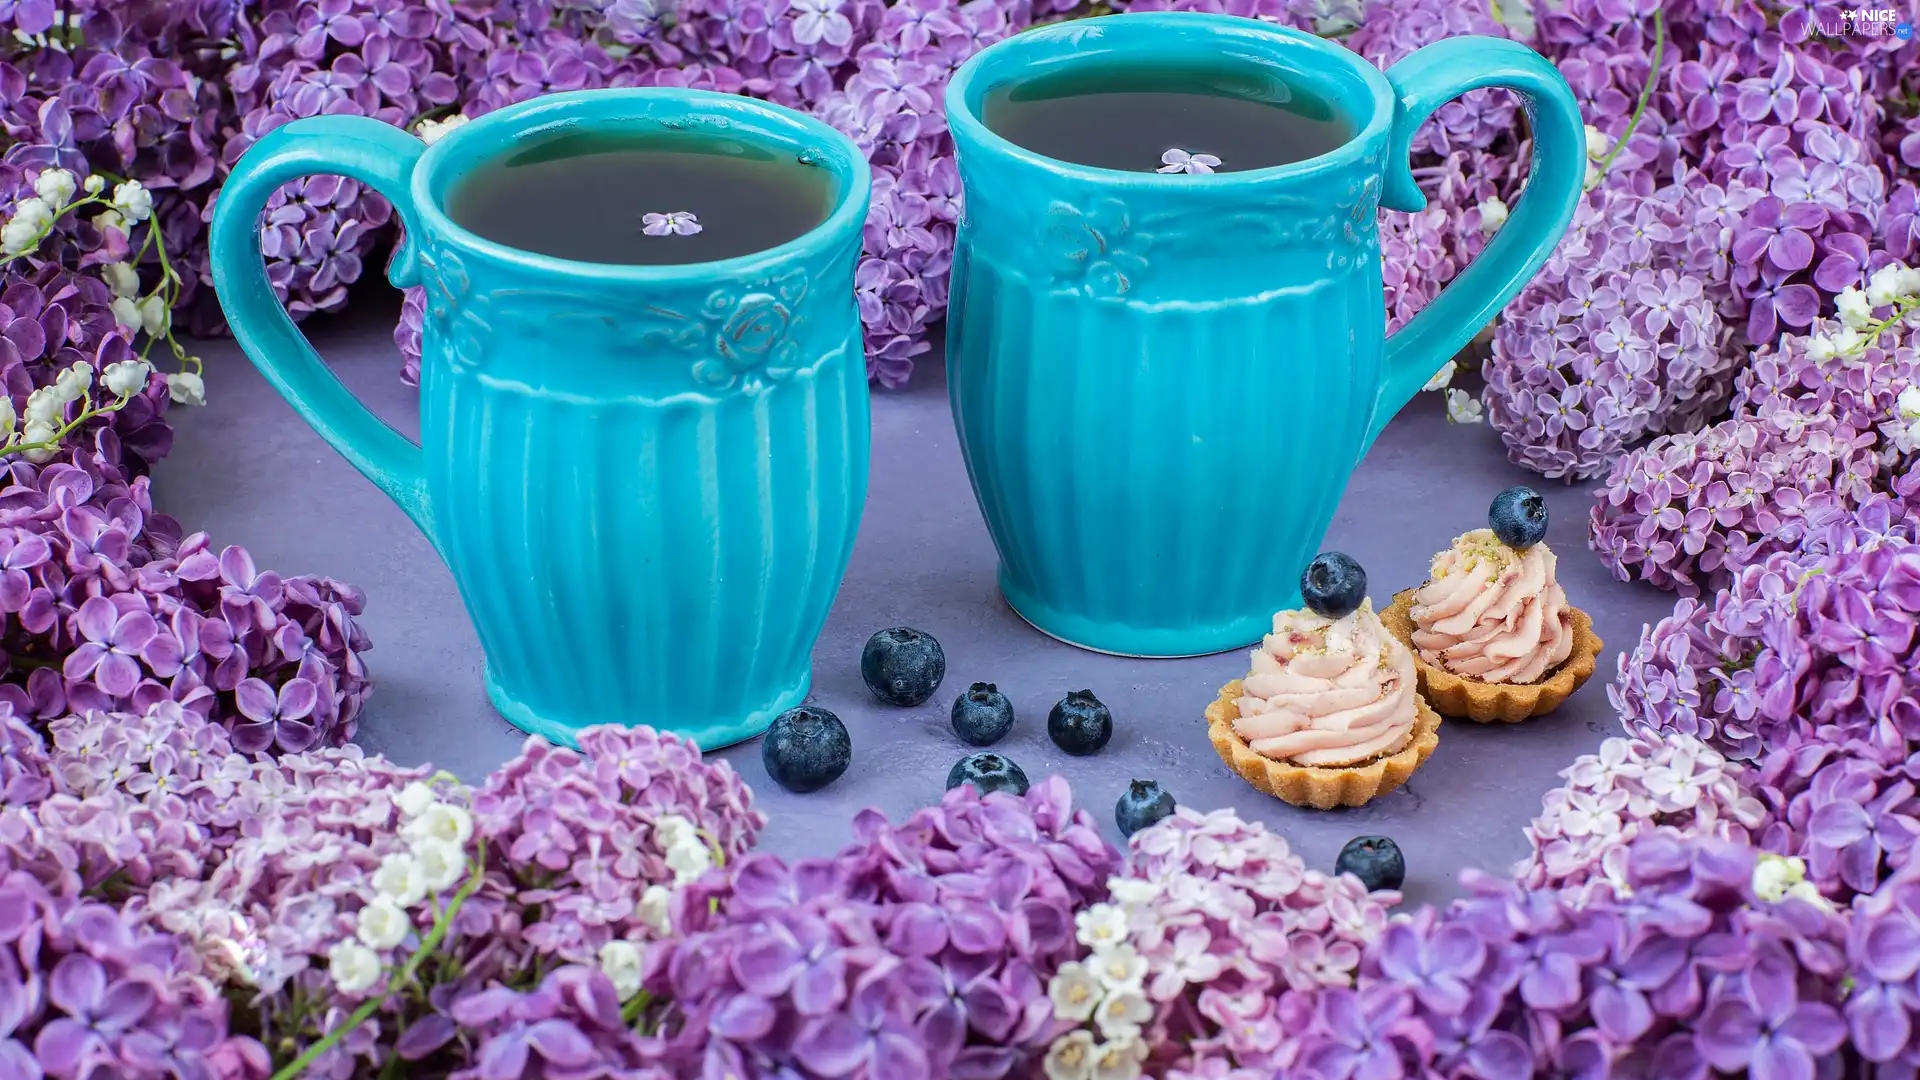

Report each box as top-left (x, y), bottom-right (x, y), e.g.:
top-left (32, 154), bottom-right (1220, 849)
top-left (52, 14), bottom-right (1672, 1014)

top-left (211, 89), bottom-right (873, 749)
top-left (945, 13), bottom-right (1585, 657)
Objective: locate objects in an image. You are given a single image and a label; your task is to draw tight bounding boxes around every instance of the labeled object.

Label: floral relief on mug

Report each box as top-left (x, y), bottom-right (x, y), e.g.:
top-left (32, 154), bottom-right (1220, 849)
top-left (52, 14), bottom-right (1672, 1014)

top-left (416, 248), bottom-right (495, 374)
top-left (635, 267), bottom-right (814, 392)
top-left (1042, 198), bottom-right (1150, 299)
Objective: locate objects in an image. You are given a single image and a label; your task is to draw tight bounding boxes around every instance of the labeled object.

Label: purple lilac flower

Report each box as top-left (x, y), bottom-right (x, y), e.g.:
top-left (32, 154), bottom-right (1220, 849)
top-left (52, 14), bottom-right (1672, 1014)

top-left (0, 869), bottom-right (264, 1079)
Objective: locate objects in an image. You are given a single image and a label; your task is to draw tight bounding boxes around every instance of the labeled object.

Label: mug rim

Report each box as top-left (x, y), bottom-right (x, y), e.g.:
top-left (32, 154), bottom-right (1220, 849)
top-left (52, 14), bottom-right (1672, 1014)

top-left (945, 12), bottom-right (1395, 188)
top-left (409, 87), bottom-right (872, 281)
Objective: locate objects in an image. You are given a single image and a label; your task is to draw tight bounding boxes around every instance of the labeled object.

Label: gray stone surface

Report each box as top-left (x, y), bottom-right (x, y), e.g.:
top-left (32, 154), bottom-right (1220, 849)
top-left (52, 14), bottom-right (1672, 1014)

top-left (156, 292), bottom-right (1678, 906)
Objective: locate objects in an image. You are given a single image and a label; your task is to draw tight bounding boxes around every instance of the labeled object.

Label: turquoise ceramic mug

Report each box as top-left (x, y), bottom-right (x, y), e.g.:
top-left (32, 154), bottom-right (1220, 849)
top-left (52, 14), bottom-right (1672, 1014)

top-left (210, 90), bottom-right (873, 749)
top-left (944, 13), bottom-right (1585, 657)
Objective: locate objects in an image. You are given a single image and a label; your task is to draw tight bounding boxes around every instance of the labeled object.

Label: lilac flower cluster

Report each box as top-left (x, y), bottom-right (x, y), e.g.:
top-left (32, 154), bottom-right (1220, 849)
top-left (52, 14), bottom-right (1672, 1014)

top-left (0, 868), bottom-right (264, 1080)
top-left (0, 452), bottom-right (373, 752)
top-left (1, 702), bottom-right (772, 1078)
top-left (1173, 830), bottom-right (1853, 1079)
top-left (1483, 181), bottom-right (1739, 481)
top-left (1043, 806), bottom-right (1396, 1078)
top-left (1611, 492), bottom-right (1920, 766)
top-left (640, 777), bottom-right (1118, 1079)
top-left (1517, 729), bottom-right (1767, 903)
top-left (469, 723), bottom-right (767, 965)
top-left (1591, 271), bottom-right (1918, 592)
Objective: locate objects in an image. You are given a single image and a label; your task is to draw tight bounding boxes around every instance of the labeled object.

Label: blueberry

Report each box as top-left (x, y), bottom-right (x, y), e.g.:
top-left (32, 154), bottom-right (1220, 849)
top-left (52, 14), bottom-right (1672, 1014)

top-left (1300, 552), bottom-right (1367, 619)
top-left (1488, 485), bottom-right (1549, 549)
top-left (951, 682), bottom-right (1015, 746)
top-left (946, 751), bottom-right (1029, 797)
top-left (861, 627), bottom-right (946, 707)
top-left (1334, 835), bottom-right (1406, 892)
top-left (1048, 689), bottom-right (1113, 756)
top-left (1114, 779), bottom-right (1175, 837)
top-left (760, 705), bottom-right (852, 793)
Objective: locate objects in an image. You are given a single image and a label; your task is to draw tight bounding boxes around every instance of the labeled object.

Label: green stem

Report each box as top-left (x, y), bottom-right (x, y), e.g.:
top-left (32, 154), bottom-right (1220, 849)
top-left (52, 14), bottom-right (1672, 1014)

top-left (267, 838), bottom-right (489, 1080)
top-left (1835, 296), bottom-right (1920, 357)
top-left (1592, 9), bottom-right (1666, 183)
top-left (4, 387), bottom-right (139, 461)
top-left (621, 990), bottom-right (653, 1027)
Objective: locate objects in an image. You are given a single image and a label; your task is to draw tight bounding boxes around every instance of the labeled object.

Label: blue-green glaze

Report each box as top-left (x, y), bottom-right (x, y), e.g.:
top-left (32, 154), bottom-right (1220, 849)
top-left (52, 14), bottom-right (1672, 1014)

top-left (210, 90), bottom-right (873, 749)
top-left (945, 13), bottom-right (1585, 657)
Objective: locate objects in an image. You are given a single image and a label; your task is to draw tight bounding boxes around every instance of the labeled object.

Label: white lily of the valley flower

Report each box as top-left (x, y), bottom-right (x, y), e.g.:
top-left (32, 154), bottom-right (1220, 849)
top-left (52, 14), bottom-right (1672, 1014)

top-left (665, 836), bottom-right (713, 884)
top-left (416, 114), bottom-right (470, 145)
top-left (403, 802), bottom-right (474, 846)
top-left (598, 939), bottom-right (645, 999)
top-left (1424, 359), bottom-right (1457, 392)
top-left (1830, 327), bottom-right (1866, 354)
top-left (412, 836), bottom-right (467, 892)
top-left (21, 420), bottom-right (59, 463)
top-left (1104, 877), bottom-right (1159, 907)
top-left (327, 940), bottom-right (383, 994)
top-left (24, 388), bottom-right (61, 426)
top-left (1836, 286), bottom-right (1875, 329)
top-left (372, 852), bottom-right (428, 909)
top-left (166, 370), bottom-right (206, 406)
top-left (1899, 265), bottom-right (1920, 299)
top-left (1786, 878), bottom-right (1831, 910)
top-left (0, 398), bottom-right (14, 435)
top-left (638, 884), bottom-right (673, 935)
top-left (1090, 1035), bottom-right (1147, 1080)
top-left (1043, 1030), bottom-right (1096, 1080)
top-left (94, 208), bottom-right (127, 237)
top-left (109, 296), bottom-right (142, 332)
top-left (102, 262), bottom-right (139, 297)
top-left (1047, 960), bottom-right (1102, 1022)
top-left (34, 169), bottom-right (76, 210)
top-left (1445, 387), bottom-right (1484, 424)
top-left (53, 361), bottom-right (92, 403)
top-left (2, 197), bottom-right (53, 256)
top-left (1477, 195), bottom-right (1509, 233)
top-left (1093, 989), bottom-right (1152, 1040)
top-left (356, 898), bottom-right (412, 950)
top-left (137, 294), bottom-right (169, 337)
top-left (112, 180), bottom-right (153, 224)
top-left (653, 813), bottom-right (696, 851)
top-left (1804, 335), bottom-right (1838, 361)
top-left (396, 781), bottom-right (437, 819)
top-left (1751, 852), bottom-right (1807, 903)
top-left (1156, 148), bottom-right (1221, 175)
top-left (1074, 904), bottom-right (1128, 951)
top-left (1089, 942), bottom-right (1147, 995)
top-left (83, 174), bottom-right (105, 195)
top-left (101, 359), bottom-right (151, 398)
top-left (1867, 263), bottom-right (1912, 307)
top-left (1896, 385), bottom-right (1920, 422)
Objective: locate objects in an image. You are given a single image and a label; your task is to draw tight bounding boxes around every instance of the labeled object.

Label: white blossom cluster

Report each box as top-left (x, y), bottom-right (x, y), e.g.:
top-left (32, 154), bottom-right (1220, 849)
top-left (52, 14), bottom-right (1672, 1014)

top-left (1042, 900), bottom-right (1155, 1080)
top-left (326, 781), bottom-right (476, 994)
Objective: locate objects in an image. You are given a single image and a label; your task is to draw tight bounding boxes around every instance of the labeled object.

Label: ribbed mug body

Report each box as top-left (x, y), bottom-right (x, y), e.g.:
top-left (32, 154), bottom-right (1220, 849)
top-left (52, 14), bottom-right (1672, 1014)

top-left (946, 14), bottom-right (1391, 656)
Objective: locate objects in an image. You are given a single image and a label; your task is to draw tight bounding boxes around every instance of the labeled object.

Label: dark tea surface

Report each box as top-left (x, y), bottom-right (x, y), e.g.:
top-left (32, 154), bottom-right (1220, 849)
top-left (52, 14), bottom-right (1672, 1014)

top-left (981, 60), bottom-right (1351, 174)
top-left (447, 131), bottom-right (835, 265)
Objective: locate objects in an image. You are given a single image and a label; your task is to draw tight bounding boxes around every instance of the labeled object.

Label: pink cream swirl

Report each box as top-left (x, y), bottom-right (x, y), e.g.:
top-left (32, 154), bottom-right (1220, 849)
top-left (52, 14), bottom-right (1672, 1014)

top-left (1411, 528), bottom-right (1573, 684)
top-left (1232, 601), bottom-right (1418, 768)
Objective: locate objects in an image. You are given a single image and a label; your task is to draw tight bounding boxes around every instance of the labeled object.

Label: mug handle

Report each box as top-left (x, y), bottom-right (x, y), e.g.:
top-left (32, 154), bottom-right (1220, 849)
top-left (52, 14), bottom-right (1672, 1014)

top-left (1361, 36), bottom-right (1586, 453)
top-left (208, 115), bottom-right (435, 543)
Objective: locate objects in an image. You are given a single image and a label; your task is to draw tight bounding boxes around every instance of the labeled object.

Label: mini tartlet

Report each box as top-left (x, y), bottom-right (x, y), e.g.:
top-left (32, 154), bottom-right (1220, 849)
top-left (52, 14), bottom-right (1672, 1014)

top-left (1382, 488), bottom-right (1602, 723)
top-left (1205, 554), bottom-right (1440, 810)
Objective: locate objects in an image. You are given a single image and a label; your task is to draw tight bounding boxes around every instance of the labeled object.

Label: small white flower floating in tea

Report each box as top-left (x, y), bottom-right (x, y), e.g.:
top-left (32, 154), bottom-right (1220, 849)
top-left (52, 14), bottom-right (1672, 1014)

top-left (1156, 148), bottom-right (1221, 175)
top-left (642, 210), bottom-right (704, 236)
